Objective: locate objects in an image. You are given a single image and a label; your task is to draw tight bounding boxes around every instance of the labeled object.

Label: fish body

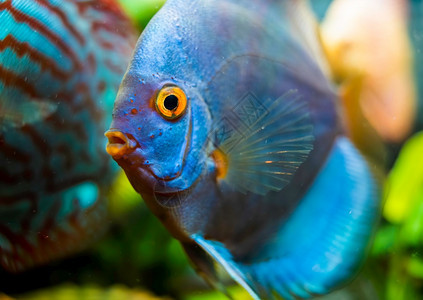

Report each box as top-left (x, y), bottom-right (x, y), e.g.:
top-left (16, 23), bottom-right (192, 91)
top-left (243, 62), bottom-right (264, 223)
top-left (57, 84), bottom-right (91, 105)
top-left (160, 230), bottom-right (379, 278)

top-left (0, 0), bottom-right (136, 272)
top-left (107, 0), bottom-right (380, 298)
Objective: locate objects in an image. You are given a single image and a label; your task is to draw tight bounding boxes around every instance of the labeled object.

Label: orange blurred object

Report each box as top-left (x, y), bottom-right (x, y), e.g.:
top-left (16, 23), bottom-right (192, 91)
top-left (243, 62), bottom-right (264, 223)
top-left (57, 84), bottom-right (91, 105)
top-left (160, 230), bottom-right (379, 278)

top-left (322, 0), bottom-right (416, 143)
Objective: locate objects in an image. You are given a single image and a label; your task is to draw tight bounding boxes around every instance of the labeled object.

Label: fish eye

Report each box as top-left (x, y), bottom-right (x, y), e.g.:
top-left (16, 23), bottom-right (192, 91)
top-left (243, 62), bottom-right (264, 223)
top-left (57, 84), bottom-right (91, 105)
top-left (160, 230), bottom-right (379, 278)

top-left (155, 86), bottom-right (187, 120)
top-left (164, 95), bottom-right (178, 111)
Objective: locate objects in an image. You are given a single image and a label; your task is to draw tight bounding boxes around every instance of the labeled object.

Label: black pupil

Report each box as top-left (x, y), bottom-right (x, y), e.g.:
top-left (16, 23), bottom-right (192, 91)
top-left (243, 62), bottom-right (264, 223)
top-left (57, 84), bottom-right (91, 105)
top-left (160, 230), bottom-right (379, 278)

top-left (164, 95), bottom-right (179, 111)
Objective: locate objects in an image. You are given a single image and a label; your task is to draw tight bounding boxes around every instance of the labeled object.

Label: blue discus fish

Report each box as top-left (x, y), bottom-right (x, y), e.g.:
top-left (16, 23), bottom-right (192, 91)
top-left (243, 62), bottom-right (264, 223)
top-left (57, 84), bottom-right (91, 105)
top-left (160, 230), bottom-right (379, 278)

top-left (106, 0), bottom-right (380, 298)
top-left (0, 0), bottom-right (136, 272)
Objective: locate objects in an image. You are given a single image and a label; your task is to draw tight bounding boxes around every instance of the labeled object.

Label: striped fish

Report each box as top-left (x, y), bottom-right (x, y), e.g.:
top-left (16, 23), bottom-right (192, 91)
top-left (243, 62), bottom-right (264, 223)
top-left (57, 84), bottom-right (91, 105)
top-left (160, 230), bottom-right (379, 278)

top-left (0, 0), bottom-right (136, 272)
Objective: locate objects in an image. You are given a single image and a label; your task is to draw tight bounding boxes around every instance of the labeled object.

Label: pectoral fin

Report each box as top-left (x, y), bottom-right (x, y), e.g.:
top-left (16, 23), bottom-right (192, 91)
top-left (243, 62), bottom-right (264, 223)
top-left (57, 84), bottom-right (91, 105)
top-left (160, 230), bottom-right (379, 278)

top-left (0, 98), bottom-right (57, 129)
top-left (213, 89), bottom-right (314, 196)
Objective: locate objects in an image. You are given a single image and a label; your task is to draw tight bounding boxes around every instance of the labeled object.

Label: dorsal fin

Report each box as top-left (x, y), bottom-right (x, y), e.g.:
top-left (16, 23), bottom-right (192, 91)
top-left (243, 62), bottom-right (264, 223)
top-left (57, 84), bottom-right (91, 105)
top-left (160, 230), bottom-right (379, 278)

top-left (282, 0), bottom-right (331, 77)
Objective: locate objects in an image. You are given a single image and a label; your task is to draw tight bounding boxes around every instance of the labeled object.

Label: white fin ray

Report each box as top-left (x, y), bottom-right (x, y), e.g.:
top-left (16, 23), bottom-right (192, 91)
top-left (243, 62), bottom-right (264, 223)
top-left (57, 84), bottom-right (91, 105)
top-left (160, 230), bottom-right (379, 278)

top-left (0, 98), bottom-right (58, 130)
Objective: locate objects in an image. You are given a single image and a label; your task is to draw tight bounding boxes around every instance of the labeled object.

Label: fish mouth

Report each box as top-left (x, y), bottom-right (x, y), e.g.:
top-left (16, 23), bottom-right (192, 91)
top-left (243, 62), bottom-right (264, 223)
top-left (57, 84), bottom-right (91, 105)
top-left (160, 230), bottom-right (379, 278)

top-left (105, 129), bottom-right (145, 170)
top-left (105, 134), bottom-right (192, 192)
top-left (106, 111), bottom-right (193, 193)
top-left (105, 133), bottom-right (179, 184)
top-left (105, 130), bottom-right (137, 159)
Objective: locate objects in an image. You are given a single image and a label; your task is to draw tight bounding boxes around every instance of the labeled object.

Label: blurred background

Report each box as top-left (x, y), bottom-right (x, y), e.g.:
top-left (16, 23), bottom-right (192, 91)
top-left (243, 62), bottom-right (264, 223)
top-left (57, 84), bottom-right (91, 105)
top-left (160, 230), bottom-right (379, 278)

top-left (1, 0), bottom-right (423, 299)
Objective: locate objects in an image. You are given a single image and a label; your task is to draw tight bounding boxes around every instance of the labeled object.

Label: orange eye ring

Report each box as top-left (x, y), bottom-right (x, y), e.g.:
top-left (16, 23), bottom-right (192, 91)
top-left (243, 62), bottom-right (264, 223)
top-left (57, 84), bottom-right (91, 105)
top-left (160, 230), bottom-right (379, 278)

top-left (155, 86), bottom-right (187, 120)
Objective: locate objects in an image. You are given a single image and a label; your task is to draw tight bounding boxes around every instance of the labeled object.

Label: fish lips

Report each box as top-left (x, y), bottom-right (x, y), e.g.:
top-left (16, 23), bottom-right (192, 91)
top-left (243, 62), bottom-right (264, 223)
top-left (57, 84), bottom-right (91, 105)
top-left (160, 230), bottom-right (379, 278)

top-left (105, 115), bottom-right (195, 197)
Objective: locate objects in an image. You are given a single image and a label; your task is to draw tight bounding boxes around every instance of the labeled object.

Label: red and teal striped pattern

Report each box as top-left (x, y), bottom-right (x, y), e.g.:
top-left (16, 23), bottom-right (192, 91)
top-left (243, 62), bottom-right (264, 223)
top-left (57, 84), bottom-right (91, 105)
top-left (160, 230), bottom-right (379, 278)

top-left (0, 0), bottom-right (137, 272)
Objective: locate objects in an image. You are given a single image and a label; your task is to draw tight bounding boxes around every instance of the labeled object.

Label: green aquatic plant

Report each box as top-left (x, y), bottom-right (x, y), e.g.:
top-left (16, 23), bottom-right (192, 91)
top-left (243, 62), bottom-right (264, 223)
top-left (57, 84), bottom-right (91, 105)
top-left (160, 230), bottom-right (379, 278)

top-left (118, 0), bottom-right (166, 30)
top-left (371, 131), bottom-right (423, 300)
top-left (14, 284), bottom-right (169, 300)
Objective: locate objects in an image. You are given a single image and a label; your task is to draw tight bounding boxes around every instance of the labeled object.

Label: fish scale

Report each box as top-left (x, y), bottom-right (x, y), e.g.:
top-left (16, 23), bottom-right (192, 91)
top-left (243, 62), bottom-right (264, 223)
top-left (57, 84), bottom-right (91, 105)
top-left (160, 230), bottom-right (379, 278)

top-left (0, 0), bottom-right (137, 272)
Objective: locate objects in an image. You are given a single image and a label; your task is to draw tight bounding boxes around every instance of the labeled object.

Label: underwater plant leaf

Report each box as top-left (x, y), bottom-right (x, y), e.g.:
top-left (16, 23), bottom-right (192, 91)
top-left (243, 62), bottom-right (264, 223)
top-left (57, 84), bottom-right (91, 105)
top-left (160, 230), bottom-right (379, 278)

top-left (118, 0), bottom-right (166, 29)
top-left (184, 285), bottom-right (253, 300)
top-left (108, 170), bottom-right (143, 220)
top-left (399, 189), bottom-right (423, 247)
top-left (14, 284), bottom-right (169, 300)
top-left (371, 224), bottom-right (399, 257)
top-left (384, 131), bottom-right (423, 224)
top-left (407, 256), bottom-right (423, 280)
top-left (387, 254), bottom-right (420, 300)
